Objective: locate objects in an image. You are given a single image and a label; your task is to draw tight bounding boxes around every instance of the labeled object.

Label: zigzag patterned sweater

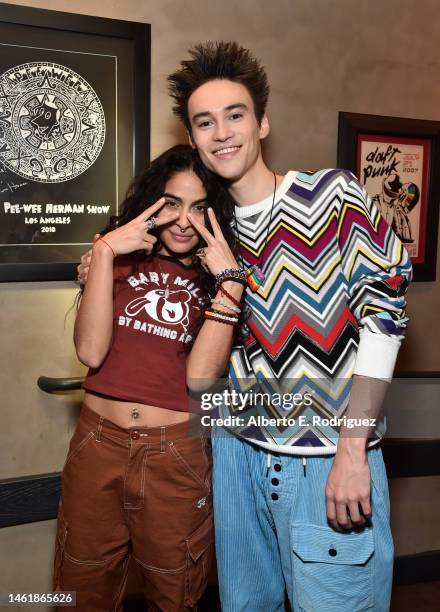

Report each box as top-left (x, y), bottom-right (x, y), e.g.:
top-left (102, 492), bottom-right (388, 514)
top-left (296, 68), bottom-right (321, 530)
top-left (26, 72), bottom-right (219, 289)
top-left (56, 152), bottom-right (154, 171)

top-left (222, 169), bottom-right (412, 455)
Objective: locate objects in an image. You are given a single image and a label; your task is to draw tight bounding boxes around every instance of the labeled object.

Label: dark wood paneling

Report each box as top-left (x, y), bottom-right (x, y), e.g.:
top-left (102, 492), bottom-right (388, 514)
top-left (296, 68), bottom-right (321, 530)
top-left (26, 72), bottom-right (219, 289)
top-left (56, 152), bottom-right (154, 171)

top-left (0, 472), bottom-right (60, 528)
top-left (382, 439), bottom-right (440, 478)
top-left (394, 551), bottom-right (440, 586)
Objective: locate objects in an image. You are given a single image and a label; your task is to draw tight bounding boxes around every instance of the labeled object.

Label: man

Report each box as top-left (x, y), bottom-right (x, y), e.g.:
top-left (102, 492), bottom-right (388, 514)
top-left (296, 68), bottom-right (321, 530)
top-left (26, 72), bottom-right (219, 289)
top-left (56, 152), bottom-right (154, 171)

top-left (80, 42), bottom-right (411, 611)
top-left (168, 42), bottom-right (411, 612)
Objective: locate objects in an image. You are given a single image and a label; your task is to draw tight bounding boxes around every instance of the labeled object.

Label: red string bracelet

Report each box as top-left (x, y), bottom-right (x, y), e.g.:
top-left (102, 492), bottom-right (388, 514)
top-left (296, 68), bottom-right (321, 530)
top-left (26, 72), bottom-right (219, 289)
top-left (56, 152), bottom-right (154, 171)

top-left (98, 237), bottom-right (116, 258)
top-left (219, 285), bottom-right (242, 309)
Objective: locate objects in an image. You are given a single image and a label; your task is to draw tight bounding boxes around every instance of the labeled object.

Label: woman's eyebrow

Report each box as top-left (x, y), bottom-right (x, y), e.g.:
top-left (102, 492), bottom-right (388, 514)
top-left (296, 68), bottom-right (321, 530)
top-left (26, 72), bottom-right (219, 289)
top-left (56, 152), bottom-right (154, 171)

top-left (163, 192), bottom-right (182, 201)
top-left (163, 193), bottom-right (207, 205)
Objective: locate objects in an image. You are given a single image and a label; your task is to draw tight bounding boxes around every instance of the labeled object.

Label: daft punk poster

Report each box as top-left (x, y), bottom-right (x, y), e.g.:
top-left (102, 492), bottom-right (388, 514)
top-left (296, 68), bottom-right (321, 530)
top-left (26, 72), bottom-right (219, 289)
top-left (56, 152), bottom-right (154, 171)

top-left (0, 45), bottom-right (117, 268)
top-left (356, 133), bottom-right (430, 263)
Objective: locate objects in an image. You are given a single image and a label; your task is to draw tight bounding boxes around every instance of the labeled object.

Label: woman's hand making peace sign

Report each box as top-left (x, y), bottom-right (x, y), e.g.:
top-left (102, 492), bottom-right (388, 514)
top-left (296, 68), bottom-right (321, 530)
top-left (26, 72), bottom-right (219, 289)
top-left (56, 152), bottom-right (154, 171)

top-left (97, 197), bottom-right (179, 258)
top-left (188, 207), bottom-right (239, 276)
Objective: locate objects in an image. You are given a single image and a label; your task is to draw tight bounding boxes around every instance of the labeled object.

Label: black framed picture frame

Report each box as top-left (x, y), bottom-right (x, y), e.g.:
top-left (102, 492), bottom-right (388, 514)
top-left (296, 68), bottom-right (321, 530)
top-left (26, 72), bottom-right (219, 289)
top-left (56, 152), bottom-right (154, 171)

top-left (0, 2), bottom-right (150, 281)
top-left (337, 112), bottom-right (440, 281)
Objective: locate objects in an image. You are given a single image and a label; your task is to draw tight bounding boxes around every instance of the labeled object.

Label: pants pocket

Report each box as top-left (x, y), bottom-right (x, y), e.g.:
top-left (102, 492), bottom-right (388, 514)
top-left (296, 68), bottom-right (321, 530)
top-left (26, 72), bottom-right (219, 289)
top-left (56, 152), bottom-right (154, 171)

top-left (168, 438), bottom-right (211, 492)
top-left (184, 513), bottom-right (214, 608)
top-left (63, 429), bottom-right (95, 470)
top-left (291, 522), bottom-right (374, 612)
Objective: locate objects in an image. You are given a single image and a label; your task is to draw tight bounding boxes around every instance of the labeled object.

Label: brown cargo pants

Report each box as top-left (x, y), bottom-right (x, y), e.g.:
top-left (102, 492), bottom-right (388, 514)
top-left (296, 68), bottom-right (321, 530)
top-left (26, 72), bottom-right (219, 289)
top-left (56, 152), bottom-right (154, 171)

top-left (53, 404), bottom-right (213, 611)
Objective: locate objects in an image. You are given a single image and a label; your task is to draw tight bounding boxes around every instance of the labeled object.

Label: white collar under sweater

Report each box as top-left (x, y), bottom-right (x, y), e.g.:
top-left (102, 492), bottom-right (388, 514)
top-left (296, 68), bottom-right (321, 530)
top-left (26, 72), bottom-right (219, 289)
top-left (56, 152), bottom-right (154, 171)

top-left (234, 171), bottom-right (297, 219)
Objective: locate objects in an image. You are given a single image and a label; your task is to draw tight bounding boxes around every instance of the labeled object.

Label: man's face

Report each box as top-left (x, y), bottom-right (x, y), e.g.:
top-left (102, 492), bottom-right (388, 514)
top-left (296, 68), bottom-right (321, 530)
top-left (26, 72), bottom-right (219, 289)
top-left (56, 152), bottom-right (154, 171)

top-left (187, 79), bottom-right (269, 183)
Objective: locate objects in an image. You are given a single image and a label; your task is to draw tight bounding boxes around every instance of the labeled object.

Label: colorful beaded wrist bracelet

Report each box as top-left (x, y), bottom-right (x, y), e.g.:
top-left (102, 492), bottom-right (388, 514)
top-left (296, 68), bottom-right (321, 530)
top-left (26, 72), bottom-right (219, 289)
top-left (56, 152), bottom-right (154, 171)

top-left (208, 307), bottom-right (239, 320)
top-left (204, 310), bottom-right (238, 326)
top-left (211, 298), bottom-right (241, 314)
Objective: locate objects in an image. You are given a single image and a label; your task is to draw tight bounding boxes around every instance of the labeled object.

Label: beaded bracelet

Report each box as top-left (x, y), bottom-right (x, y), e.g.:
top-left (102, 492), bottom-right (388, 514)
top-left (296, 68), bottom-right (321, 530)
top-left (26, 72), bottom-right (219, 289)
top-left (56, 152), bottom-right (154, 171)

top-left (208, 307), bottom-right (239, 321)
top-left (211, 298), bottom-right (241, 314)
top-left (214, 268), bottom-right (246, 286)
top-left (204, 309), bottom-right (239, 324)
top-left (204, 310), bottom-right (238, 326)
top-left (214, 270), bottom-right (246, 292)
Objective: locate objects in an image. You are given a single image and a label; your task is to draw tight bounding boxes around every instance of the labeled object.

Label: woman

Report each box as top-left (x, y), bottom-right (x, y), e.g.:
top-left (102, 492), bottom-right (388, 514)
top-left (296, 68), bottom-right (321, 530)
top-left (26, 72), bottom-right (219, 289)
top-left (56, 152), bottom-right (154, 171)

top-left (53, 145), bottom-right (243, 611)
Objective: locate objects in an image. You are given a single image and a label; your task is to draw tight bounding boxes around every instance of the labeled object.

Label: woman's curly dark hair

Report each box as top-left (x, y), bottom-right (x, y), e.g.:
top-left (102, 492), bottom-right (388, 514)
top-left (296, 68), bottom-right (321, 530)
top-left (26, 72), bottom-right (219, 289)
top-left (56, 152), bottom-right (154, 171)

top-left (98, 144), bottom-right (238, 347)
top-left (103, 144), bottom-right (235, 294)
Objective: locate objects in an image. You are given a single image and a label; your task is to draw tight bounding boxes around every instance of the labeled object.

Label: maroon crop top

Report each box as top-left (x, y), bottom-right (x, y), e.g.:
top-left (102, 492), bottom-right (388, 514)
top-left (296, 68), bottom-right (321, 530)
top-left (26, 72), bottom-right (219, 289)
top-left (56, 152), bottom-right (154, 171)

top-left (83, 254), bottom-right (204, 412)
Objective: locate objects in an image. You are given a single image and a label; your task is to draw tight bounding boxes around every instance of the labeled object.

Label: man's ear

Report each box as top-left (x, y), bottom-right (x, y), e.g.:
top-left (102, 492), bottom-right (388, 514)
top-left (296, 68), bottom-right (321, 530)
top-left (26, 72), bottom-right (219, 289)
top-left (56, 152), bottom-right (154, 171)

top-left (259, 114), bottom-right (270, 141)
top-left (187, 129), bottom-right (196, 149)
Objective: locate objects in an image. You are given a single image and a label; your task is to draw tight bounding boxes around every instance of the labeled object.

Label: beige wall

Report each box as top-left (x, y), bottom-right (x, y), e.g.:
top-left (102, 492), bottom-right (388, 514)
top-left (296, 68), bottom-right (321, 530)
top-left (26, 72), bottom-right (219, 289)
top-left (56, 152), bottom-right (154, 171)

top-left (0, 282), bottom-right (84, 479)
top-left (1, 0), bottom-right (439, 603)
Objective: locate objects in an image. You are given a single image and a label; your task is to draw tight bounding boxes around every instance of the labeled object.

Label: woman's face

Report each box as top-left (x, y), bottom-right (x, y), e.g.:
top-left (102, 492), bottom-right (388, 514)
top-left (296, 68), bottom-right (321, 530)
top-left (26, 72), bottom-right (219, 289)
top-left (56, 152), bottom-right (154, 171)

top-left (156, 169), bottom-right (207, 262)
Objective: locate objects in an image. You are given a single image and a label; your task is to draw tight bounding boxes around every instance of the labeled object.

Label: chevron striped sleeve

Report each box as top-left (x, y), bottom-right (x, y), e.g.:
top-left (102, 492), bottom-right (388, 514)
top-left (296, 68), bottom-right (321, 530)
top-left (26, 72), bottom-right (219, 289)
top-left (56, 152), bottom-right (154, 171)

top-left (338, 172), bottom-right (412, 381)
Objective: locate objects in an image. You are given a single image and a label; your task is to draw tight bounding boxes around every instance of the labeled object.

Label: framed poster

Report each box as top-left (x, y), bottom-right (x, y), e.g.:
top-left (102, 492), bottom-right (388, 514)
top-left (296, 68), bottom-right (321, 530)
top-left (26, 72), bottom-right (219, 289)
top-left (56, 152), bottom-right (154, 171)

top-left (337, 112), bottom-right (440, 281)
top-left (0, 2), bottom-right (150, 281)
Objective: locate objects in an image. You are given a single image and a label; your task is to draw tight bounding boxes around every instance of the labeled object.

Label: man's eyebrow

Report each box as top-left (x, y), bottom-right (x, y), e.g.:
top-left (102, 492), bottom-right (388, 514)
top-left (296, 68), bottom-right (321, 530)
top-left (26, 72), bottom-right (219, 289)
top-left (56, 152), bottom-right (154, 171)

top-left (191, 103), bottom-right (248, 123)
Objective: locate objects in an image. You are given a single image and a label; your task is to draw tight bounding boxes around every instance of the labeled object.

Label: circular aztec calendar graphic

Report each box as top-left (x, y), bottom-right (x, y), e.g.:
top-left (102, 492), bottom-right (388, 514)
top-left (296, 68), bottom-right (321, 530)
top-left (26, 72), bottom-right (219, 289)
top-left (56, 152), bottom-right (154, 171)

top-left (0, 62), bottom-right (106, 183)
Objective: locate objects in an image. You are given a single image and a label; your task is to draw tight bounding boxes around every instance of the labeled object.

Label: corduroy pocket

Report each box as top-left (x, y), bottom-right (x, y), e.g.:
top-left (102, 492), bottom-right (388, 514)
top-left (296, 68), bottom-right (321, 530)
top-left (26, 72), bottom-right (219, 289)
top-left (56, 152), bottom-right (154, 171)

top-left (291, 522), bottom-right (374, 611)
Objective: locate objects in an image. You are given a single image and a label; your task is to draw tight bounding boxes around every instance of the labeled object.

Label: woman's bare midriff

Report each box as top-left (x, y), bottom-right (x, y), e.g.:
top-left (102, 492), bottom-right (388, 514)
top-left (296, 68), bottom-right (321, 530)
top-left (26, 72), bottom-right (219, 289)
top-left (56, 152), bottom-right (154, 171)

top-left (84, 391), bottom-right (191, 428)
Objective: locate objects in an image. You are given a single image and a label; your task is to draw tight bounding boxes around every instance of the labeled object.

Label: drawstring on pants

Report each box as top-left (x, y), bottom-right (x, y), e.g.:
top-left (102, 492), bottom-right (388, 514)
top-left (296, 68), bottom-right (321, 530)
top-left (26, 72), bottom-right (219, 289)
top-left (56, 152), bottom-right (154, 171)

top-left (266, 452), bottom-right (272, 477)
top-left (265, 452), bottom-right (307, 476)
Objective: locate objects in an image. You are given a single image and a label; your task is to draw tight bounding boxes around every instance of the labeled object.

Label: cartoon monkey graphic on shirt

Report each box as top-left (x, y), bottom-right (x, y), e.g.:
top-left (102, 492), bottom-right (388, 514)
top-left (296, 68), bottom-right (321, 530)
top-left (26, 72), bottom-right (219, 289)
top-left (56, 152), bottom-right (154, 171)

top-left (125, 288), bottom-right (192, 330)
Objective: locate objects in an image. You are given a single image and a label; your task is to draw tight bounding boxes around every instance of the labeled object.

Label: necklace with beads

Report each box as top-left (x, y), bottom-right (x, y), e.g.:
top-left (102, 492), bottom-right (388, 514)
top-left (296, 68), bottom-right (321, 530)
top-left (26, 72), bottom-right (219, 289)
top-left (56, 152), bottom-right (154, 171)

top-left (234, 171), bottom-right (277, 293)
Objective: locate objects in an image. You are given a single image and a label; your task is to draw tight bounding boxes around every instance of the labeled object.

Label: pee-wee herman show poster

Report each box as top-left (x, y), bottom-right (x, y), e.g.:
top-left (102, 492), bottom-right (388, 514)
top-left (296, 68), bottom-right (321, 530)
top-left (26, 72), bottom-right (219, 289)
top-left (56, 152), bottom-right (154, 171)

top-left (0, 42), bottom-right (117, 267)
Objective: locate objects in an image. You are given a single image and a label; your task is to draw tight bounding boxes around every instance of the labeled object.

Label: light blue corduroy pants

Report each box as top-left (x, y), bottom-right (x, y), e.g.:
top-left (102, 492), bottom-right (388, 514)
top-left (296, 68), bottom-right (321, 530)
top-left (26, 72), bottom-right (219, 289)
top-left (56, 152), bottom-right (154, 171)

top-left (212, 430), bottom-right (393, 612)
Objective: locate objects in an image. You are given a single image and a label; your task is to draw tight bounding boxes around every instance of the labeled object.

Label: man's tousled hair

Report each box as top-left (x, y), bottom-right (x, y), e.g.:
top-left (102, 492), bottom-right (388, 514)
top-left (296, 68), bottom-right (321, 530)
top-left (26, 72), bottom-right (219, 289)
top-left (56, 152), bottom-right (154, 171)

top-left (167, 41), bottom-right (269, 131)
